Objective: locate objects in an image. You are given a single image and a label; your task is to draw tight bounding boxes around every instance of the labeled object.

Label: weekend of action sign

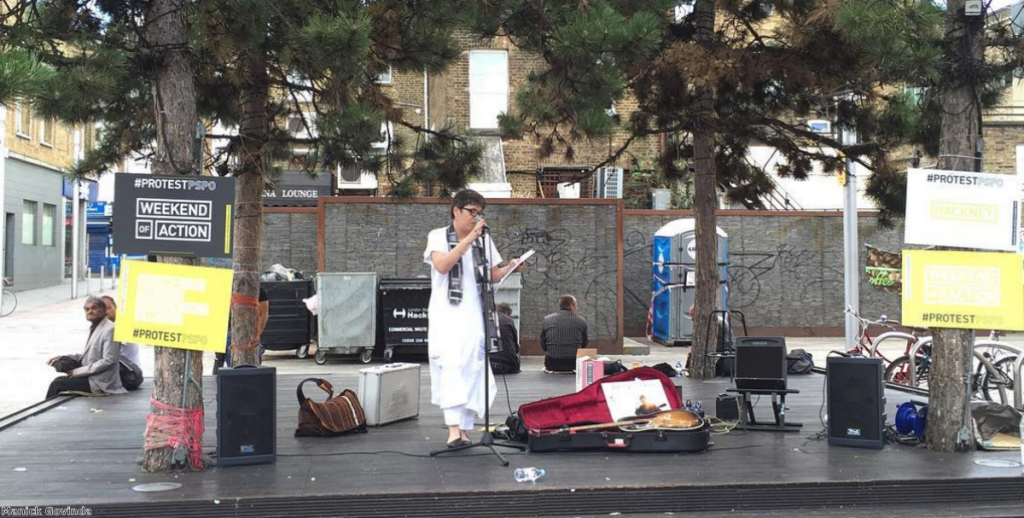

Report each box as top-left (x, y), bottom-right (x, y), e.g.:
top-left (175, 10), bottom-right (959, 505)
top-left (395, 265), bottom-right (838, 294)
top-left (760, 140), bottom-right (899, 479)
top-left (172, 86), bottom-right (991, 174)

top-left (113, 173), bottom-right (236, 258)
top-left (114, 260), bottom-right (232, 352)
top-left (901, 250), bottom-right (1024, 331)
top-left (904, 169), bottom-right (1019, 252)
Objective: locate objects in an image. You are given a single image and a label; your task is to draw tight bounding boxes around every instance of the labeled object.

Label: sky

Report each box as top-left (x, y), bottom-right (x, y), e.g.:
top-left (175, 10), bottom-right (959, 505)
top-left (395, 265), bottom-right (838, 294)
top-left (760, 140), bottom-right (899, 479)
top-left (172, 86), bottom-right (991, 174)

top-left (989, 0), bottom-right (1019, 9)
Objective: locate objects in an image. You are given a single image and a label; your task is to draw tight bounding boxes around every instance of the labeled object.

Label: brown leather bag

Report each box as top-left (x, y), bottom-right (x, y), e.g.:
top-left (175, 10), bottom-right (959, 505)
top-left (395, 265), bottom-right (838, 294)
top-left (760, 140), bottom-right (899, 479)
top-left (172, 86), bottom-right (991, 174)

top-left (295, 378), bottom-right (368, 437)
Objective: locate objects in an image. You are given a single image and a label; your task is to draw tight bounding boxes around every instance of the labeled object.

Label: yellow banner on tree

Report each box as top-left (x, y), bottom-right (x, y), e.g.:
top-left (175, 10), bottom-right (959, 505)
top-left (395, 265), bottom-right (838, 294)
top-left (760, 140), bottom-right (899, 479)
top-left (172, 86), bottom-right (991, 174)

top-left (114, 260), bottom-right (232, 352)
top-left (902, 250), bottom-right (1024, 331)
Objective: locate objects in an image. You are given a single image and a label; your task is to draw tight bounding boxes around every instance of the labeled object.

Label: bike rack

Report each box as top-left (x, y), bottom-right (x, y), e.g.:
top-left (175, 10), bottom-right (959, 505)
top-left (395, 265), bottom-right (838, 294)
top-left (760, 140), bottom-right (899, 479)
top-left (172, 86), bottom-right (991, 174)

top-left (867, 330), bottom-right (920, 358)
top-left (906, 339), bottom-right (1019, 405)
top-left (1015, 354), bottom-right (1024, 411)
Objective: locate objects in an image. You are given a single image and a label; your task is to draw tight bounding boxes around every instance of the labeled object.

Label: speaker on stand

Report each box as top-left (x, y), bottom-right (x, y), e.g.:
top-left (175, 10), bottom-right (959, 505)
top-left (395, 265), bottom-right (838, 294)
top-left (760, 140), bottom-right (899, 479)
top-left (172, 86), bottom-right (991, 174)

top-left (733, 337), bottom-right (787, 391)
top-left (217, 365), bottom-right (277, 466)
top-left (826, 356), bottom-right (886, 449)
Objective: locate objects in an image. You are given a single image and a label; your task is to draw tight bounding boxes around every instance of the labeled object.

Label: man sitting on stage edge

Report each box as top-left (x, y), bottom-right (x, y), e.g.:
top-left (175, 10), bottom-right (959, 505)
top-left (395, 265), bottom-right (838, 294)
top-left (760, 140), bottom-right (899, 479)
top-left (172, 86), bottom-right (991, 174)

top-left (424, 190), bottom-right (524, 449)
top-left (491, 303), bottom-right (521, 375)
top-left (101, 295), bottom-right (145, 391)
top-left (541, 295), bottom-right (589, 373)
top-left (45, 296), bottom-right (126, 398)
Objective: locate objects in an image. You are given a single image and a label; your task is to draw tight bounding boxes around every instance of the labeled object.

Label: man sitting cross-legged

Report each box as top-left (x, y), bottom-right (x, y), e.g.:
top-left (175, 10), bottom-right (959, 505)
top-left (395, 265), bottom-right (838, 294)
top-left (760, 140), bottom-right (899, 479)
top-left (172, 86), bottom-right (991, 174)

top-left (45, 296), bottom-right (126, 398)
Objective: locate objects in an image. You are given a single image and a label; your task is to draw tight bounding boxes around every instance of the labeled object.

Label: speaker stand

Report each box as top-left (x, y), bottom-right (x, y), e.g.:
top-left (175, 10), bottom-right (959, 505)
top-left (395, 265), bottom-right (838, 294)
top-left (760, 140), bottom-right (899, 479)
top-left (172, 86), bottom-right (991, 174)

top-left (726, 388), bottom-right (803, 432)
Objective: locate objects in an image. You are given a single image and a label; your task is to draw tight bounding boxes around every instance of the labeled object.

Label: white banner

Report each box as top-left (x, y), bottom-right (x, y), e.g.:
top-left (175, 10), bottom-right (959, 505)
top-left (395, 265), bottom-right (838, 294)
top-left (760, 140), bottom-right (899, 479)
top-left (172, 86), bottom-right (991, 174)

top-left (905, 169), bottom-right (1020, 252)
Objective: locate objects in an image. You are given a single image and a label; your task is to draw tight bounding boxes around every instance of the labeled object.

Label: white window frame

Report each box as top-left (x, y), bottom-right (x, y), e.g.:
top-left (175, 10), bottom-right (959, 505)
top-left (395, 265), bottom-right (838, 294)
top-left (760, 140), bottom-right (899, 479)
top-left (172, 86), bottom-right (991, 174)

top-left (15, 101), bottom-right (30, 139)
top-left (40, 119), bottom-right (54, 147)
top-left (376, 64), bottom-right (393, 85)
top-left (469, 51), bottom-right (509, 130)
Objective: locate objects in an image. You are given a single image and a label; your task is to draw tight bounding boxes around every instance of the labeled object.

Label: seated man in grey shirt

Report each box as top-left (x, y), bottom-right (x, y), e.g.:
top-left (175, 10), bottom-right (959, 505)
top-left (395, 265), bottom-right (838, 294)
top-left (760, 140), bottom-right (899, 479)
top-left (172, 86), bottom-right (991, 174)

top-left (540, 295), bottom-right (588, 373)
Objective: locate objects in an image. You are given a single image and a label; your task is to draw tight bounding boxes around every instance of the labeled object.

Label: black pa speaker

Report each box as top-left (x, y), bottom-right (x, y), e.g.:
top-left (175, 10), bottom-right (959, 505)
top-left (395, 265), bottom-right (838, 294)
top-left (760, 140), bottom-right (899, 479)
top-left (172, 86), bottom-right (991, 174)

top-left (827, 356), bottom-right (886, 449)
top-left (733, 337), bottom-right (787, 391)
top-left (217, 365), bottom-right (277, 466)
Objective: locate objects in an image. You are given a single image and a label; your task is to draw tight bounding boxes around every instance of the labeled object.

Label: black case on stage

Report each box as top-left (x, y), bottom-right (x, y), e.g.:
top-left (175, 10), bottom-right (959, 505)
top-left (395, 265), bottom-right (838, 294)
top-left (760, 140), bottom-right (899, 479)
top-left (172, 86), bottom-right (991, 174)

top-left (527, 422), bottom-right (711, 453)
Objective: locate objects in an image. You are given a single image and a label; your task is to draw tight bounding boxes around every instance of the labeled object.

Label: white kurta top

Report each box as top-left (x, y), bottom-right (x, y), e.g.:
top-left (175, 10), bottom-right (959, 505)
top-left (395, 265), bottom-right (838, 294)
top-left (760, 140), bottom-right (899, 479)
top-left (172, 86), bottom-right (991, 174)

top-left (423, 227), bottom-right (501, 414)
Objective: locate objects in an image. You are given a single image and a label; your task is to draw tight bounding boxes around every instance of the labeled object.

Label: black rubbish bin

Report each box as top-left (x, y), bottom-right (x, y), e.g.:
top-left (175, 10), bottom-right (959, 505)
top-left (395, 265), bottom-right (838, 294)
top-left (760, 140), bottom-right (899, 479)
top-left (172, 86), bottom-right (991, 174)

top-left (378, 277), bottom-right (431, 361)
top-left (260, 279), bottom-right (316, 358)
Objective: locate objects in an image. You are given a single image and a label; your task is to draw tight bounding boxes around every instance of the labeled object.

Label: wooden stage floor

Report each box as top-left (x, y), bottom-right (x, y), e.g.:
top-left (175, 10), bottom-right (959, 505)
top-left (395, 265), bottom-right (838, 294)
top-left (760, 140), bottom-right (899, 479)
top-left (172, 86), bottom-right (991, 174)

top-left (1, 370), bottom-right (1023, 517)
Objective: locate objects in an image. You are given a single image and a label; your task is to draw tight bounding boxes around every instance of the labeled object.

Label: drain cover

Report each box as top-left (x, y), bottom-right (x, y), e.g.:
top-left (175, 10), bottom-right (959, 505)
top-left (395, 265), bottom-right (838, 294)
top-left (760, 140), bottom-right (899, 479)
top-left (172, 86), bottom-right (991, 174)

top-left (132, 482), bottom-right (183, 493)
top-left (973, 459), bottom-right (1022, 468)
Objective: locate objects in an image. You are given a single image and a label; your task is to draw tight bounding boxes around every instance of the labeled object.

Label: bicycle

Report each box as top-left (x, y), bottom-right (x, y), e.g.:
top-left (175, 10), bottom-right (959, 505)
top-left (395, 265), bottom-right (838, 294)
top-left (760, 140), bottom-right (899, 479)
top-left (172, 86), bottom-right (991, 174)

top-left (1, 277), bottom-right (16, 317)
top-left (886, 329), bottom-right (1019, 405)
top-left (845, 307), bottom-right (925, 366)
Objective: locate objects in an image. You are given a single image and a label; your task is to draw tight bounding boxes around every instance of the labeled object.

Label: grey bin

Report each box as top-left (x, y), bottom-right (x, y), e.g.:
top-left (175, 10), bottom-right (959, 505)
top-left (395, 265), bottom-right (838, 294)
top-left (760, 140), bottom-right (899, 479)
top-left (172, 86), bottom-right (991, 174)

top-left (315, 273), bottom-right (378, 364)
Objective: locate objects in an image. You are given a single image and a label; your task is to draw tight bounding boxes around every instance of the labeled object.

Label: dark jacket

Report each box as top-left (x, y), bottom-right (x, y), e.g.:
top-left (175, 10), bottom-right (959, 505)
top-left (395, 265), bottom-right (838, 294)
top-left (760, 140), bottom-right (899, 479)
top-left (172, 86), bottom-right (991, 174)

top-left (491, 313), bottom-right (520, 374)
top-left (540, 309), bottom-right (588, 359)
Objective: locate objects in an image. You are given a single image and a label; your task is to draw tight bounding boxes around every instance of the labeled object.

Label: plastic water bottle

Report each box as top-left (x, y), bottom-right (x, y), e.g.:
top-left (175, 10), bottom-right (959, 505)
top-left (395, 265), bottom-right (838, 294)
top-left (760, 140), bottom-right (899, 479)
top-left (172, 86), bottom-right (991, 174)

top-left (674, 360), bottom-right (684, 377)
top-left (513, 467), bottom-right (546, 483)
top-left (694, 401), bottom-right (705, 418)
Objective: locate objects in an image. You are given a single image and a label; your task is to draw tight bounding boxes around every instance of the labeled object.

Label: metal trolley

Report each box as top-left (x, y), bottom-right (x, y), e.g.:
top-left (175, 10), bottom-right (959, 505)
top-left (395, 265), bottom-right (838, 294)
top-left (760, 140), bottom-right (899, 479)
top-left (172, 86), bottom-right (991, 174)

top-left (315, 272), bottom-right (378, 365)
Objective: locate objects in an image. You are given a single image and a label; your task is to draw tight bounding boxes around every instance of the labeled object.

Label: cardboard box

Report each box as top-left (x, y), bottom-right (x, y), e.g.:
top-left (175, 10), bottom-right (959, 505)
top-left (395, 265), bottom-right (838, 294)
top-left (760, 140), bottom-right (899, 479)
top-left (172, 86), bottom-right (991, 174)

top-left (575, 349), bottom-right (604, 391)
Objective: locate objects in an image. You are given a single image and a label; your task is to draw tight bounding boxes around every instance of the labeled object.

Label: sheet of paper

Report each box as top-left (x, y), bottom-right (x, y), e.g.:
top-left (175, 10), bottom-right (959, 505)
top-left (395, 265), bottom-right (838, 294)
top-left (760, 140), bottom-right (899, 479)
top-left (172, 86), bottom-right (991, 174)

top-left (601, 379), bottom-right (671, 422)
top-left (499, 249), bottom-right (534, 285)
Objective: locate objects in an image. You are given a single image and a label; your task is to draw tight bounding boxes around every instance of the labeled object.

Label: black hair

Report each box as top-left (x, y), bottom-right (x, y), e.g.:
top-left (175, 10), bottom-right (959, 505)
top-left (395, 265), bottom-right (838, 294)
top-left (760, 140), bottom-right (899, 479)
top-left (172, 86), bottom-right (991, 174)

top-left (450, 189), bottom-right (486, 219)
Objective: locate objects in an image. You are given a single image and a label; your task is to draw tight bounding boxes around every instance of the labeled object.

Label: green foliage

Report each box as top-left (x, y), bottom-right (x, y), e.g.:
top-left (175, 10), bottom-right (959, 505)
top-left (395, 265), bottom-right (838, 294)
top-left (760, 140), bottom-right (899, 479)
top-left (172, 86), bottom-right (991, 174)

top-left (0, 48), bottom-right (55, 104)
top-left (483, 0), bottom-right (970, 218)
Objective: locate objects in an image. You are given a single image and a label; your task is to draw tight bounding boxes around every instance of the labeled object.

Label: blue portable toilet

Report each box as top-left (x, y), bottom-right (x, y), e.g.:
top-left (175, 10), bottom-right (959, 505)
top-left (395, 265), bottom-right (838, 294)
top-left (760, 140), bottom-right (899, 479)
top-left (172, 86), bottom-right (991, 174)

top-left (651, 219), bottom-right (727, 346)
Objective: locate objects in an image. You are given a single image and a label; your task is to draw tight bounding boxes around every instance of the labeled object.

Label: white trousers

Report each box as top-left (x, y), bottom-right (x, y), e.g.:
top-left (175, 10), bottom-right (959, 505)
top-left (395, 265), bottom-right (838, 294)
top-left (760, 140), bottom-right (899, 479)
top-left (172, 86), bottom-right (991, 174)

top-left (443, 404), bottom-right (478, 431)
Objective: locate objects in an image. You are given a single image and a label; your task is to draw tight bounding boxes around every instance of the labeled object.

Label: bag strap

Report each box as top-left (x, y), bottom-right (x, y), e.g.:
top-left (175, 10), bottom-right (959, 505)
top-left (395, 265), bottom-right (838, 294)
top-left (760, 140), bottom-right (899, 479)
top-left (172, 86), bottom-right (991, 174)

top-left (296, 377), bottom-right (334, 405)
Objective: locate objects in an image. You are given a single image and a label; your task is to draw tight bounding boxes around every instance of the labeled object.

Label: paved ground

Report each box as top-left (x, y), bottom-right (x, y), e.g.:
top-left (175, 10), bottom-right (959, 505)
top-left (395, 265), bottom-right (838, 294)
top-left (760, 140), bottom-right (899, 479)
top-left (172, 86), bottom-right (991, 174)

top-left (3, 279), bottom-right (1023, 417)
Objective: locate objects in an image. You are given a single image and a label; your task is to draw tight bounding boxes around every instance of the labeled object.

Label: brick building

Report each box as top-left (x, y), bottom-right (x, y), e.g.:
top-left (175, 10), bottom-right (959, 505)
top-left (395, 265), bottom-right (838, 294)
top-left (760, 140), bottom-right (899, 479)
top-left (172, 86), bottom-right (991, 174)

top-left (0, 102), bottom-right (96, 290)
top-left (982, 1), bottom-right (1024, 177)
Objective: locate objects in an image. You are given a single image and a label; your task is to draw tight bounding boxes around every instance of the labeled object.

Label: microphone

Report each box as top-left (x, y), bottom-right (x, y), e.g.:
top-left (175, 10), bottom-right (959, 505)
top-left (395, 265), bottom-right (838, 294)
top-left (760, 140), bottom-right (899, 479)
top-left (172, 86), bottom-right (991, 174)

top-left (474, 214), bottom-right (489, 232)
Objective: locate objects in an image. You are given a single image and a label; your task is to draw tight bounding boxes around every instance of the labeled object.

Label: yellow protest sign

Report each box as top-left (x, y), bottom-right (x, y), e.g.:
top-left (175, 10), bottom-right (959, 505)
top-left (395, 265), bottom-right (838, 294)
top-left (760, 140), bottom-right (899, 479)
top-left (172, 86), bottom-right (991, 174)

top-left (902, 250), bottom-right (1024, 331)
top-left (114, 260), bottom-right (232, 352)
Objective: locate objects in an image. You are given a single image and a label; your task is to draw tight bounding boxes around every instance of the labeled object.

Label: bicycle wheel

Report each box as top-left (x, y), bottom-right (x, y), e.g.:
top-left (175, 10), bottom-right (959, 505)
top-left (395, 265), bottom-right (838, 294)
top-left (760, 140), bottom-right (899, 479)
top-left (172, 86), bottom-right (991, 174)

top-left (981, 355), bottom-right (1016, 403)
top-left (0, 290), bottom-right (16, 317)
top-left (885, 354), bottom-right (930, 388)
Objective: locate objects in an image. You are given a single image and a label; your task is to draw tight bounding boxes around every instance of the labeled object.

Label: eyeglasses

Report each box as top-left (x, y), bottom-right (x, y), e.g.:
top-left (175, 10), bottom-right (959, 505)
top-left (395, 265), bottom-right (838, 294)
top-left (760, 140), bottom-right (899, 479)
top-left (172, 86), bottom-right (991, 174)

top-left (460, 207), bottom-right (485, 218)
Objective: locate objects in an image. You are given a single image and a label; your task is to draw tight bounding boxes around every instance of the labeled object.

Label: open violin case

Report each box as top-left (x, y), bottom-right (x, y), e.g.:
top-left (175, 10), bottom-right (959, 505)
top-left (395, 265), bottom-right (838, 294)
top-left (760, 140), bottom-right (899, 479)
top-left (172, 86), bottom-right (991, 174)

top-left (520, 367), bottom-right (711, 453)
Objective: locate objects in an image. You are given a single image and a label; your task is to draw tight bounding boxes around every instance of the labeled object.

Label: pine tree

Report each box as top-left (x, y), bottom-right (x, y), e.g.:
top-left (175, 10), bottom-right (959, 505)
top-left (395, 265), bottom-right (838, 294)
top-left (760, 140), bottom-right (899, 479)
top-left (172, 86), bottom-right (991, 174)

top-left (0, 48), bottom-right (54, 103)
top-left (1, 0), bottom-right (204, 471)
top-left (477, 0), bottom-right (949, 378)
top-left (190, 0), bottom-right (479, 366)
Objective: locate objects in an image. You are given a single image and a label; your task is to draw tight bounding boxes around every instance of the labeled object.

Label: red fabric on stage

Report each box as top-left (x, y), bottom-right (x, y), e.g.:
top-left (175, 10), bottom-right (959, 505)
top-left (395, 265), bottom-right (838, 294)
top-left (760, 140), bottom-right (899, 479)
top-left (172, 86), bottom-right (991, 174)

top-left (518, 367), bottom-right (682, 432)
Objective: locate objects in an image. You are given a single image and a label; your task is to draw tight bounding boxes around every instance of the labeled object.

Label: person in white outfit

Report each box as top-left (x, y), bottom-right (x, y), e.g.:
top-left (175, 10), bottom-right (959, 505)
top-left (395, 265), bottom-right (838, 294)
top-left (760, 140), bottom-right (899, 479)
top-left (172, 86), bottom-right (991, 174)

top-left (423, 190), bottom-right (524, 448)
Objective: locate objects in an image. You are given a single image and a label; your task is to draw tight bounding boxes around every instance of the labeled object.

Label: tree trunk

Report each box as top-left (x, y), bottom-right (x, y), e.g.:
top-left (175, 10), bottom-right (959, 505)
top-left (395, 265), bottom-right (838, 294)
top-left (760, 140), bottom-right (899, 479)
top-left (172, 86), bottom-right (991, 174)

top-left (688, 0), bottom-right (719, 380)
top-left (142, 0), bottom-right (203, 472)
top-left (229, 53), bottom-right (269, 368)
top-left (926, 0), bottom-right (985, 453)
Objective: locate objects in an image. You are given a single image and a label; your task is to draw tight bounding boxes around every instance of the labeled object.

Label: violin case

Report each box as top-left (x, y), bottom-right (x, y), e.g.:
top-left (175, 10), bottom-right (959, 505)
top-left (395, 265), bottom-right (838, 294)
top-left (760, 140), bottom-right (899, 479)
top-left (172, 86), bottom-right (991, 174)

top-left (519, 367), bottom-right (711, 453)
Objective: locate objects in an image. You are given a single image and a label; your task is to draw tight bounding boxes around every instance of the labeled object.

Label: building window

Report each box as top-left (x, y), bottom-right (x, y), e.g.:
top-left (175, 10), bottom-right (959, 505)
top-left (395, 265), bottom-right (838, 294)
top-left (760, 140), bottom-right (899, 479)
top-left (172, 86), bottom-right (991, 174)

top-left (539, 167), bottom-right (591, 199)
top-left (469, 51), bottom-right (508, 130)
top-left (40, 119), bottom-right (55, 147)
top-left (42, 204), bottom-right (56, 246)
top-left (22, 201), bottom-right (36, 245)
top-left (15, 101), bottom-right (31, 139)
top-left (376, 64), bottom-right (393, 84)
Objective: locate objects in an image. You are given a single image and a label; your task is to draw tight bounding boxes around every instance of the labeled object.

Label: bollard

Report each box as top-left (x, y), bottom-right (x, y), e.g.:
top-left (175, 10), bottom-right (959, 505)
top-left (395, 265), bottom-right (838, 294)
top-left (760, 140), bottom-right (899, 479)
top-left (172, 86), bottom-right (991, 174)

top-left (86, 267), bottom-right (92, 296)
top-left (100, 266), bottom-right (106, 291)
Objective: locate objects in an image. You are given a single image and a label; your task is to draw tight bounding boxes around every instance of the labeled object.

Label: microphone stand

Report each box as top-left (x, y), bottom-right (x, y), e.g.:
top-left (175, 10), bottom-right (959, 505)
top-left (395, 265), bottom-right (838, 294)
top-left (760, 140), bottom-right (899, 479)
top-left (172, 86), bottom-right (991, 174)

top-left (430, 226), bottom-right (525, 466)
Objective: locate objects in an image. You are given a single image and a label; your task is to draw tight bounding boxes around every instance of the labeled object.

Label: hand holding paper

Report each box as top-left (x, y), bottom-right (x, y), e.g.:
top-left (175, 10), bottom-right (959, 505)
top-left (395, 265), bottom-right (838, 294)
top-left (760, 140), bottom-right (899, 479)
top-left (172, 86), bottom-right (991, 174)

top-left (500, 249), bottom-right (534, 285)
